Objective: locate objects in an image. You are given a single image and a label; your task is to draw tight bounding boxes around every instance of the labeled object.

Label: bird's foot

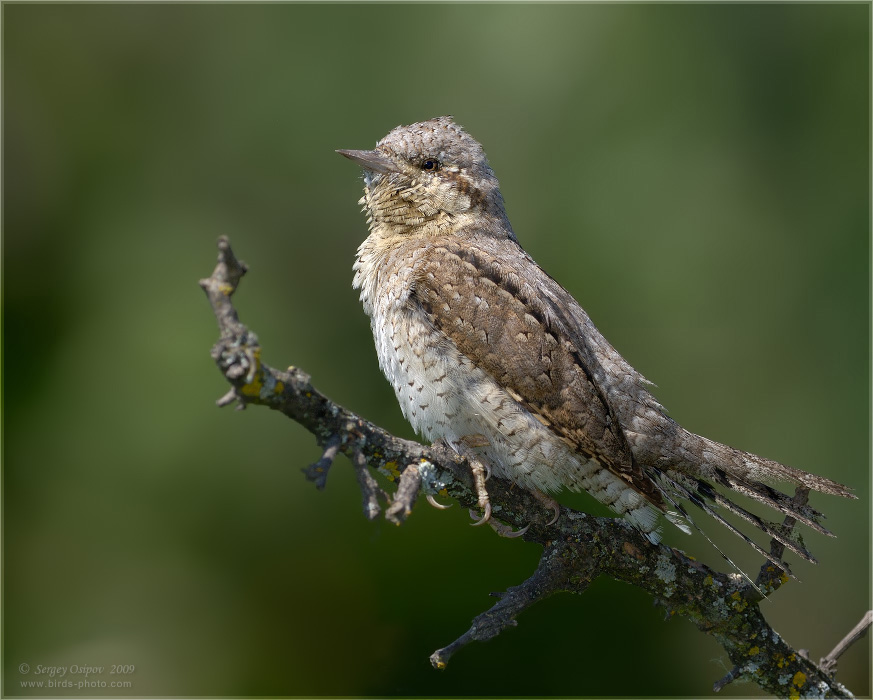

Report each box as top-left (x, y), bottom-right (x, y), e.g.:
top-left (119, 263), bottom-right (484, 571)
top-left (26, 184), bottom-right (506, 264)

top-left (530, 488), bottom-right (561, 526)
top-left (452, 437), bottom-right (528, 537)
top-left (481, 514), bottom-right (531, 539)
top-left (467, 455), bottom-right (492, 526)
top-left (474, 487), bottom-right (555, 537)
top-left (466, 468), bottom-right (530, 538)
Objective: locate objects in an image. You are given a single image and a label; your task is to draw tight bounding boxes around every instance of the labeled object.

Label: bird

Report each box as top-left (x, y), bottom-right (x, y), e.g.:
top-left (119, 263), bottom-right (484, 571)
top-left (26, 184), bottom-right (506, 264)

top-left (337, 115), bottom-right (854, 578)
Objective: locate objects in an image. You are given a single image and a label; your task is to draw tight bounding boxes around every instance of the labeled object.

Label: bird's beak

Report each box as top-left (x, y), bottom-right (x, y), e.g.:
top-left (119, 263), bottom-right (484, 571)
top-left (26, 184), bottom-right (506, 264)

top-left (336, 149), bottom-right (399, 174)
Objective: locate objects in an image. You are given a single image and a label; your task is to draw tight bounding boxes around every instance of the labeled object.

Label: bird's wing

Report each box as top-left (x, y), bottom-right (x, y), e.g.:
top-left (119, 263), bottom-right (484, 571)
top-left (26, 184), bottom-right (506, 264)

top-left (410, 236), bottom-right (664, 506)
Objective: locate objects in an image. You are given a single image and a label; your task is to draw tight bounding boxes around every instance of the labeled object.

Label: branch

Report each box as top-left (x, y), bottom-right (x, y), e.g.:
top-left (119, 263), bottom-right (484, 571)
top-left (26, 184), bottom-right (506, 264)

top-left (200, 237), bottom-right (859, 698)
top-left (819, 611), bottom-right (872, 677)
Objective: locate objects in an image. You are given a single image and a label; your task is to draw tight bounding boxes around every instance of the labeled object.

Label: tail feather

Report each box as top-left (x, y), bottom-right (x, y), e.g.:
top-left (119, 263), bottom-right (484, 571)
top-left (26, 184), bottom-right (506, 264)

top-left (743, 452), bottom-right (856, 499)
top-left (645, 467), bottom-right (796, 583)
top-left (645, 430), bottom-right (855, 575)
top-left (689, 475), bottom-right (817, 563)
top-left (718, 472), bottom-right (834, 537)
top-left (692, 434), bottom-right (855, 500)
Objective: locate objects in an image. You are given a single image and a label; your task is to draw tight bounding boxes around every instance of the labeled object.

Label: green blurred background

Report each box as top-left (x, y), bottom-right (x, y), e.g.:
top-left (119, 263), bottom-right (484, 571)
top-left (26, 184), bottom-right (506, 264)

top-left (4, 3), bottom-right (869, 697)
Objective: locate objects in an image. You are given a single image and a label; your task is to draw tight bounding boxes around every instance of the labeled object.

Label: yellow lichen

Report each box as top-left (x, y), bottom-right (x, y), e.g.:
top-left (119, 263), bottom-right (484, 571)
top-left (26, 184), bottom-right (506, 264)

top-left (789, 671), bottom-right (807, 700)
top-left (792, 671), bottom-right (806, 688)
top-left (748, 646), bottom-right (759, 656)
top-left (384, 461), bottom-right (401, 479)
top-left (776, 652), bottom-right (796, 668)
top-left (274, 381), bottom-right (284, 394)
top-left (729, 591), bottom-right (748, 611)
top-left (239, 375), bottom-right (263, 397)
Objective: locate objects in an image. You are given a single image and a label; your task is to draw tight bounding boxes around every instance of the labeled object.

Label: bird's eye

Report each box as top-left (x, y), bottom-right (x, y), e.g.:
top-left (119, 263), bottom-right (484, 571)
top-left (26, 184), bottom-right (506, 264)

top-left (421, 159), bottom-right (440, 172)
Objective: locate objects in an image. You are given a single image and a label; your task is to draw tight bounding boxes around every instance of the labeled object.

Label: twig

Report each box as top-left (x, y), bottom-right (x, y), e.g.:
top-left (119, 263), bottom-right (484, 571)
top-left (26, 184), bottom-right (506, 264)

top-left (713, 665), bottom-right (742, 693)
top-left (754, 486), bottom-right (810, 599)
top-left (302, 434), bottom-right (342, 490)
top-left (199, 235), bottom-right (249, 337)
top-left (353, 447), bottom-right (387, 520)
top-left (430, 542), bottom-right (586, 669)
top-left (215, 388), bottom-right (238, 408)
top-left (820, 610), bottom-right (873, 676)
top-left (385, 464), bottom-right (422, 525)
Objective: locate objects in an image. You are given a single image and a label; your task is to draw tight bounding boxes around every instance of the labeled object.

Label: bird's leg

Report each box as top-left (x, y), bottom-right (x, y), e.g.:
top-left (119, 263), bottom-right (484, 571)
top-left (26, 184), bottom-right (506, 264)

top-left (454, 436), bottom-right (529, 536)
top-left (467, 456), bottom-right (492, 527)
top-left (452, 435), bottom-right (493, 527)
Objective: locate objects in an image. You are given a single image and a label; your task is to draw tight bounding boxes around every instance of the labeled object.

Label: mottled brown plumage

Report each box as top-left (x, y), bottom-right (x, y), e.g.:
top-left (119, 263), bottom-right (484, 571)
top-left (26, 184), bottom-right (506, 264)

top-left (338, 116), bottom-right (854, 574)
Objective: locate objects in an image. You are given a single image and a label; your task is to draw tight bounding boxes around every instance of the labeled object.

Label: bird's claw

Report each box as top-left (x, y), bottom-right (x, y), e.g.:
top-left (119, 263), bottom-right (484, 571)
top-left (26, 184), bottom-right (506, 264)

top-left (502, 522), bottom-right (531, 538)
top-left (531, 488), bottom-right (561, 526)
top-left (469, 502), bottom-right (492, 526)
top-left (469, 509), bottom-right (530, 537)
top-left (426, 493), bottom-right (452, 510)
top-left (545, 503), bottom-right (560, 526)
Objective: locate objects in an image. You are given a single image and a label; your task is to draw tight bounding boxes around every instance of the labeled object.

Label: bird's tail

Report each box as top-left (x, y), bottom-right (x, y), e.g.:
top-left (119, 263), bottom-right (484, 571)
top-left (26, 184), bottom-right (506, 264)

top-left (648, 430), bottom-right (855, 578)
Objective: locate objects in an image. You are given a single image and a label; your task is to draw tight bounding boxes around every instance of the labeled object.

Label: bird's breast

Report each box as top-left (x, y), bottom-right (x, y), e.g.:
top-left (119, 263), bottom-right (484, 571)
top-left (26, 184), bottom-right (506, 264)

top-left (366, 267), bottom-right (473, 443)
top-left (357, 249), bottom-right (613, 497)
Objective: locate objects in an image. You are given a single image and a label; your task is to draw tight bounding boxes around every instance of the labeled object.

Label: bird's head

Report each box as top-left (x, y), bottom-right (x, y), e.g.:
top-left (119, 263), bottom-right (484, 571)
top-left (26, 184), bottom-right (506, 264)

top-left (338, 116), bottom-right (513, 240)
